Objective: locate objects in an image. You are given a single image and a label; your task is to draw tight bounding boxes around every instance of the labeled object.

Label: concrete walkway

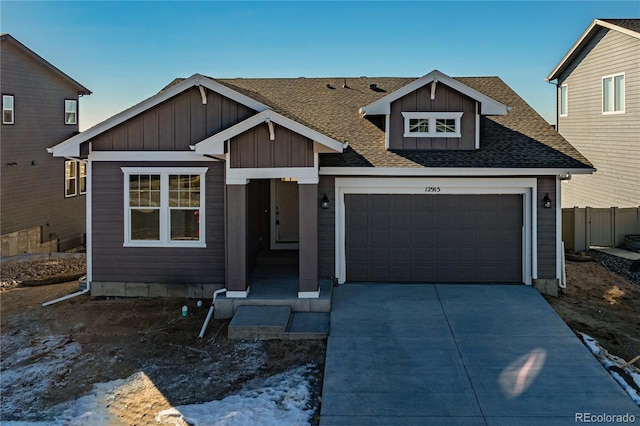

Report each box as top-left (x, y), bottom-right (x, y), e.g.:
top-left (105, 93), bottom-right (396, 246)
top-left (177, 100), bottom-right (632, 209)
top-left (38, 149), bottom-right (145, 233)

top-left (321, 284), bottom-right (640, 425)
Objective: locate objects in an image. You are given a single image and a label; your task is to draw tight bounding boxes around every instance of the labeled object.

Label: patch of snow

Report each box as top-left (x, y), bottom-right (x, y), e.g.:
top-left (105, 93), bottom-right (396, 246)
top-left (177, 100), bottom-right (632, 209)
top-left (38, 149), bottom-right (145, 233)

top-left (0, 332), bottom-right (82, 420)
top-left (156, 364), bottom-right (315, 426)
top-left (580, 332), bottom-right (640, 407)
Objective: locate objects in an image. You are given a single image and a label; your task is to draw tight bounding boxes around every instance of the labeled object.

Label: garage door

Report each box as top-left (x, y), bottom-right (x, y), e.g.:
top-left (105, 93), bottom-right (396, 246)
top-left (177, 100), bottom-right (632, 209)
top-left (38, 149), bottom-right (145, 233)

top-left (345, 194), bottom-right (523, 283)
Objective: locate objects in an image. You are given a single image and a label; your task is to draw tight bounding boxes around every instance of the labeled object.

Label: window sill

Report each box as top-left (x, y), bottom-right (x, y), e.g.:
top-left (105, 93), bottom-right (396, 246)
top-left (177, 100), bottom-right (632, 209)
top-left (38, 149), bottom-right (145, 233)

top-left (123, 241), bottom-right (207, 248)
top-left (403, 132), bottom-right (461, 138)
top-left (602, 111), bottom-right (625, 115)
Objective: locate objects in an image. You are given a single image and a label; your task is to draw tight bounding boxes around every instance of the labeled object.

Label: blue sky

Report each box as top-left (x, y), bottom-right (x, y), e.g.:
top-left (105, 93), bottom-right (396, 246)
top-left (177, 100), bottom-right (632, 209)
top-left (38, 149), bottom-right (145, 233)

top-left (2, 1), bottom-right (639, 130)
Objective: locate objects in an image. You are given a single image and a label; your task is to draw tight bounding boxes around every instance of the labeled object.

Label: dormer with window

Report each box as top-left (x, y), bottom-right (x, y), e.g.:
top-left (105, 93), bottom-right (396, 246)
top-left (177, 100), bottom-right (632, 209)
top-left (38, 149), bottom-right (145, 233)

top-left (360, 70), bottom-right (508, 151)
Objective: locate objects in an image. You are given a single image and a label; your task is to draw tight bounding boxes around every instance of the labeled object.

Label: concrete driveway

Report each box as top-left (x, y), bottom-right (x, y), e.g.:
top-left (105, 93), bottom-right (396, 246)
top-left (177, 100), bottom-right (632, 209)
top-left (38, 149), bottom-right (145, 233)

top-left (320, 284), bottom-right (640, 425)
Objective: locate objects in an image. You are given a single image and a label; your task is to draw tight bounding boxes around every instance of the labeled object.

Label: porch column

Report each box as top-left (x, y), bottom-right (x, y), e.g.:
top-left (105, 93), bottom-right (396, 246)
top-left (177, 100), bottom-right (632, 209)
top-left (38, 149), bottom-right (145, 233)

top-left (298, 182), bottom-right (319, 297)
top-left (226, 183), bottom-right (249, 297)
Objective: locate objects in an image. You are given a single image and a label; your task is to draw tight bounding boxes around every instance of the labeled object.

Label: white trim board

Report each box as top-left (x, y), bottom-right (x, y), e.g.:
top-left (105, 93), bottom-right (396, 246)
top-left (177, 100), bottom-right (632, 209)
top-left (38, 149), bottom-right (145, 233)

top-left (319, 167), bottom-right (595, 176)
top-left (194, 109), bottom-right (344, 155)
top-left (333, 177), bottom-right (537, 286)
top-left (89, 151), bottom-right (216, 162)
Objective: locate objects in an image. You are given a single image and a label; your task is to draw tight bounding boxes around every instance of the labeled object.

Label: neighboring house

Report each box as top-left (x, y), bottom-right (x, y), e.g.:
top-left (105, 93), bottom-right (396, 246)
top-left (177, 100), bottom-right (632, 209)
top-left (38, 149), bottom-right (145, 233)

top-left (1, 34), bottom-right (91, 256)
top-left (49, 69), bottom-right (593, 307)
top-left (547, 19), bottom-right (640, 208)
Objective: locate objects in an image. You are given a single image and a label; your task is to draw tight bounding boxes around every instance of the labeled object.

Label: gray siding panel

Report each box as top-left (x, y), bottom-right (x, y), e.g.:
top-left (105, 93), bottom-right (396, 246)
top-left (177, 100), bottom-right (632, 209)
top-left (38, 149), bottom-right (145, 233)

top-left (91, 161), bottom-right (225, 284)
top-left (345, 194), bottom-right (523, 283)
top-left (90, 88), bottom-right (257, 152)
top-left (537, 176), bottom-right (557, 279)
top-left (318, 176), bottom-right (335, 278)
top-left (0, 40), bottom-right (86, 251)
top-left (558, 28), bottom-right (640, 207)
top-left (388, 83), bottom-right (477, 150)
top-left (230, 125), bottom-right (314, 168)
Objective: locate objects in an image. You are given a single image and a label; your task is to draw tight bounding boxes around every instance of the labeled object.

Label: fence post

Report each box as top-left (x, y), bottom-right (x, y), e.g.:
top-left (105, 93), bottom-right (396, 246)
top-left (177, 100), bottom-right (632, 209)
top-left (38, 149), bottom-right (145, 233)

top-left (611, 207), bottom-right (617, 247)
top-left (585, 207), bottom-right (591, 249)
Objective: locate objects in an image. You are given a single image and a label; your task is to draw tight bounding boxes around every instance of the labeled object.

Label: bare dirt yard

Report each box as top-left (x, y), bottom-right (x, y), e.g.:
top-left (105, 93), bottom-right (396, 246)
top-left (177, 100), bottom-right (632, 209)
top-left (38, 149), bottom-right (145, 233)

top-left (1, 251), bottom-right (639, 424)
top-left (1, 256), bottom-right (325, 425)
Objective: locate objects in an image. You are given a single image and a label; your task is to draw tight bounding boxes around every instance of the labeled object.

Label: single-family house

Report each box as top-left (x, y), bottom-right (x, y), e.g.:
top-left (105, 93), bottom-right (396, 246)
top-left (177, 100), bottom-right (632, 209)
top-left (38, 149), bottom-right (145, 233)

top-left (1, 34), bottom-right (91, 255)
top-left (49, 69), bottom-right (593, 314)
top-left (547, 19), bottom-right (640, 208)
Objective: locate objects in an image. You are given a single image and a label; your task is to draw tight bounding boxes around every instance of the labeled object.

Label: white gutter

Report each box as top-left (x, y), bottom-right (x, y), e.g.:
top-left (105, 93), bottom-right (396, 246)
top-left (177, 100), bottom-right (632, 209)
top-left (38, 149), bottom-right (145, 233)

top-left (42, 277), bottom-right (90, 307)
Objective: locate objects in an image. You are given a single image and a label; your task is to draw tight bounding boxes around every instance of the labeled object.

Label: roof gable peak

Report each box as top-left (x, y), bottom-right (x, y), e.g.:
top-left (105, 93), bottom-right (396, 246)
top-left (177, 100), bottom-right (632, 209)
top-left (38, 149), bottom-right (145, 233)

top-left (359, 69), bottom-right (508, 116)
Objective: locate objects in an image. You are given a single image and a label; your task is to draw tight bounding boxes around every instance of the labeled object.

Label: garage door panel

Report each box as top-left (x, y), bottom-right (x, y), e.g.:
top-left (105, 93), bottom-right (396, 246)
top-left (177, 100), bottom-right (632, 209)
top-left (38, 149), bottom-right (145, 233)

top-left (345, 194), bottom-right (523, 283)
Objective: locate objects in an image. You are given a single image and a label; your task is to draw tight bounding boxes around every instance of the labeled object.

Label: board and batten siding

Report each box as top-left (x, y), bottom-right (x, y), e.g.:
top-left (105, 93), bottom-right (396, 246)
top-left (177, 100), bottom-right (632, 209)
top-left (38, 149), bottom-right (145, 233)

top-left (0, 40), bottom-right (86, 251)
top-left (388, 82), bottom-right (477, 150)
top-left (229, 124), bottom-right (314, 168)
top-left (91, 161), bottom-right (225, 284)
top-left (537, 176), bottom-right (557, 279)
top-left (557, 27), bottom-right (640, 208)
top-left (318, 176), bottom-right (335, 279)
top-left (89, 88), bottom-right (257, 151)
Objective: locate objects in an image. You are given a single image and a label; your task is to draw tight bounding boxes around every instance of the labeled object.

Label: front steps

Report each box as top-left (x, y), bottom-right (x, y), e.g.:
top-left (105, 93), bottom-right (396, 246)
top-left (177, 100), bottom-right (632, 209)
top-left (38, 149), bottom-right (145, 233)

top-left (228, 305), bottom-right (329, 340)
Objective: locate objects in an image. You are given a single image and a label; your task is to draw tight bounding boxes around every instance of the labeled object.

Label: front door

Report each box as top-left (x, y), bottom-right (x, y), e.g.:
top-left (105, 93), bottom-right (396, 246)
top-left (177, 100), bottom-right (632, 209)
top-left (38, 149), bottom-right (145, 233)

top-left (271, 179), bottom-right (299, 249)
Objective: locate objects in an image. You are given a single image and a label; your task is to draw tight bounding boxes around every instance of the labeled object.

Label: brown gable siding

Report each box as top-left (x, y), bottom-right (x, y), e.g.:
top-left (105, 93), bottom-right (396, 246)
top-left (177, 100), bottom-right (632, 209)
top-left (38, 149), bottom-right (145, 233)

top-left (230, 124), bottom-right (314, 168)
top-left (91, 160), bottom-right (225, 284)
top-left (386, 82), bottom-right (476, 150)
top-left (90, 88), bottom-right (257, 151)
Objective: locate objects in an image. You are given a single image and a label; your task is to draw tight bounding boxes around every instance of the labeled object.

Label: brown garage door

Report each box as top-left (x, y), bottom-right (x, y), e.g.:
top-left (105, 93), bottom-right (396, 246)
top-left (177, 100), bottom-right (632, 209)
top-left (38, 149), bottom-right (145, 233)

top-left (345, 194), bottom-right (523, 283)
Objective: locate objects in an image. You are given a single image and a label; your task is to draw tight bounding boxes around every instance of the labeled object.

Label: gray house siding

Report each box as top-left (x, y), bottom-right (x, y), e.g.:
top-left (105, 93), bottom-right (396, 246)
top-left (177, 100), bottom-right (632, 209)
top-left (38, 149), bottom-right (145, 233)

top-left (388, 83), bottom-right (477, 150)
top-left (557, 27), bottom-right (640, 208)
top-left (230, 125), bottom-right (314, 168)
top-left (90, 88), bottom-right (257, 151)
top-left (0, 39), bottom-right (86, 252)
top-left (318, 176), bottom-right (335, 279)
top-left (537, 176), bottom-right (557, 278)
top-left (91, 160), bottom-right (225, 284)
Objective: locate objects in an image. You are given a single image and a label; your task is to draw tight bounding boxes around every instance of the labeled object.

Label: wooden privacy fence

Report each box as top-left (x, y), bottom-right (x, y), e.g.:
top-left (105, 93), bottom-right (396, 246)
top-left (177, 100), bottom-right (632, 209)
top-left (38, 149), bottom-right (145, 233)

top-left (563, 207), bottom-right (640, 252)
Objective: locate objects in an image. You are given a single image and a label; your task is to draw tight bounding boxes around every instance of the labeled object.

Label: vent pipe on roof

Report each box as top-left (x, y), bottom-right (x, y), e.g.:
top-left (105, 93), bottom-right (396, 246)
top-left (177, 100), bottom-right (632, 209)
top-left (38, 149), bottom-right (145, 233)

top-left (342, 79), bottom-right (349, 89)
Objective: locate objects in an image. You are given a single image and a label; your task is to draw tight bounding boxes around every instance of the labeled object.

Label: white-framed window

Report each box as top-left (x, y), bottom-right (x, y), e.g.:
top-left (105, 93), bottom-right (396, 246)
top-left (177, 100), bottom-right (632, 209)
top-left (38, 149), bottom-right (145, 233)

top-left (560, 84), bottom-right (568, 117)
top-left (121, 167), bottom-right (207, 248)
top-left (65, 99), bottom-right (77, 124)
top-left (602, 73), bottom-right (625, 114)
top-left (402, 112), bottom-right (463, 138)
top-left (79, 162), bottom-right (87, 194)
top-left (65, 160), bottom-right (77, 197)
top-left (3, 95), bottom-right (14, 124)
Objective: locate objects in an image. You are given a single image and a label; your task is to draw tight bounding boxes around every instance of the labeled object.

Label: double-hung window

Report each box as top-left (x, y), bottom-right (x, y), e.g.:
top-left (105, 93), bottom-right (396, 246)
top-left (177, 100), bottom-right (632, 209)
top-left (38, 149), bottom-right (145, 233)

top-left (65, 160), bottom-right (78, 197)
top-left (65, 100), bottom-right (77, 124)
top-left (602, 73), bottom-right (624, 114)
top-left (122, 167), bottom-right (207, 247)
top-left (3, 95), bottom-right (14, 124)
top-left (560, 84), bottom-right (568, 117)
top-left (79, 162), bottom-right (87, 194)
top-left (402, 112), bottom-right (463, 138)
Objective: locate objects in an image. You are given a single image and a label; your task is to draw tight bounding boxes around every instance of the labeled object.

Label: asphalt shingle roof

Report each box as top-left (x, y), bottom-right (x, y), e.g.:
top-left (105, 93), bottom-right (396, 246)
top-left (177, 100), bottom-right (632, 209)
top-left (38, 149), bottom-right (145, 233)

top-left (600, 18), bottom-right (640, 34)
top-left (167, 75), bottom-right (593, 170)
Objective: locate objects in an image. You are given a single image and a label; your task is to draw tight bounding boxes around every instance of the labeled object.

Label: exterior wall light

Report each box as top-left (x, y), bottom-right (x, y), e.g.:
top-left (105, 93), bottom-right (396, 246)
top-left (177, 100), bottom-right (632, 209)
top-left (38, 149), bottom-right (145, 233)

top-left (321, 194), bottom-right (330, 209)
top-left (543, 193), bottom-right (552, 209)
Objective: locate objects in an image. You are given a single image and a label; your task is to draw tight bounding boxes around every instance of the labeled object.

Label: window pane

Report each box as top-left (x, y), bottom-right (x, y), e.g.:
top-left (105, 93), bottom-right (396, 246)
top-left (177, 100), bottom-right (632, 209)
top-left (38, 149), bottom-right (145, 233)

top-left (65, 112), bottom-right (76, 124)
top-left (169, 174), bottom-right (200, 207)
top-left (560, 85), bottom-right (567, 115)
top-left (614, 75), bottom-right (624, 112)
top-left (65, 179), bottom-right (76, 197)
top-left (131, 209), bottom-right (160, 240)
top-left (409, 118), bottom-right (429, 133)
top-left (171, 209), bottom-right (200, 240)
top-left (436, 119), bottom-right (456, 133)
top-left (3, 110), bottom-right (13, 123)
top-left (603, 77), bottom-right (612, 112)
top-left (3, 95), bottom-right (13, 109)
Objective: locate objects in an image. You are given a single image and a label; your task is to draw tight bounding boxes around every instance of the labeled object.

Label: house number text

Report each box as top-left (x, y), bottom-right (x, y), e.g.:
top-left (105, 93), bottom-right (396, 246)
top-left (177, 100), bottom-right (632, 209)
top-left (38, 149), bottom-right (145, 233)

top-left (425, 187), bottom-right (441, 193)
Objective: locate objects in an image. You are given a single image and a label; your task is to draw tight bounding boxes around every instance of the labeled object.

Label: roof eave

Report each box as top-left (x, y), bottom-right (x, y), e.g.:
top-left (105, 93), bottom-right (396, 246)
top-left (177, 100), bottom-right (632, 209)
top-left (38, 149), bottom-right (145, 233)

top-left (547, 19), bottom-right (640, 82)
top-left (1, 34), bottom-right (91, 95)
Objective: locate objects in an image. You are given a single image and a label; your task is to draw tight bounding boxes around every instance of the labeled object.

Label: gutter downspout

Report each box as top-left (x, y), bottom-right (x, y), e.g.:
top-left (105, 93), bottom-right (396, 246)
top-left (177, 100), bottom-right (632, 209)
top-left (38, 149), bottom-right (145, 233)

top-left (42, 277), bottom-right (90, 307)
top-left (198, 288), bottom-right (227, 338)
